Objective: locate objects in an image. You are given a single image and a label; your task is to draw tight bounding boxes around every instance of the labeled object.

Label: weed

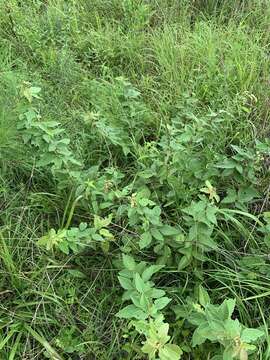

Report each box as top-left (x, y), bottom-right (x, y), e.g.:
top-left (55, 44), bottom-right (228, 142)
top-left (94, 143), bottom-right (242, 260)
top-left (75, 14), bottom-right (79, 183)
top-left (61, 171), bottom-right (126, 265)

top-left (1, 1), bottom-right (270, 359)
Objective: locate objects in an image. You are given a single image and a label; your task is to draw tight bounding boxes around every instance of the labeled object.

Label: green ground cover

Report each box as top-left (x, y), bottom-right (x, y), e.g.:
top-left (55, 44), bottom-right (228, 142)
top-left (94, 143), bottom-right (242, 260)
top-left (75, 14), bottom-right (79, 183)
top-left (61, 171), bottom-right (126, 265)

top-left (1, 1), bottom-right (270, 359)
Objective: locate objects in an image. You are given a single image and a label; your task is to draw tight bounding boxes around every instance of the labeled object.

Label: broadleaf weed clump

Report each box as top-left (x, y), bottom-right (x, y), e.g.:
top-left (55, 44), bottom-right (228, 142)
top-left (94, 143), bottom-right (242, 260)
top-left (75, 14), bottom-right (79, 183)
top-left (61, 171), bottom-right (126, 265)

top-left (1, 1), bottom-right (270, 359)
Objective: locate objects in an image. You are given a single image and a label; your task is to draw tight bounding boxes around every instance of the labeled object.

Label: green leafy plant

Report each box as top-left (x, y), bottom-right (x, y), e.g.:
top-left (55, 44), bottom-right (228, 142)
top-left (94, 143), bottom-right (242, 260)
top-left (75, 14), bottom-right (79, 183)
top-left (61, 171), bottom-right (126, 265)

top-left (38, 214), bottom-right (114, 254)
top-left (18, 108), bottom-right (81, 171)
top-left (133, 315), bottom-right (183, 360)
top-left (55, 326), bottom-right (85, 355)
top-left (2, 4), bottom-right (270, 358)
top-left (117, 254), bottom-right (182, 359)
top-left (85, 77), bottom-right (153, 156)
top-left (18, 85), bottom-right (81, 176)
top-left (127, 190), bottom-right (181, 251)
top-left (177, 198), bottom-right (218, 269)
top-left (187, 297), bottom-right (264, 359)
top-left (75, 166), bottom-right (126, 215)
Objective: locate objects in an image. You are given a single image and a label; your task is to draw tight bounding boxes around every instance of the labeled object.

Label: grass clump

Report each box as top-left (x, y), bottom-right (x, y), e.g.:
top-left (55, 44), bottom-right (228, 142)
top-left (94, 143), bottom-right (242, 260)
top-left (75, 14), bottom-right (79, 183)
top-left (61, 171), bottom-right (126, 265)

top-left (1, 1), bottom-right (270, 359)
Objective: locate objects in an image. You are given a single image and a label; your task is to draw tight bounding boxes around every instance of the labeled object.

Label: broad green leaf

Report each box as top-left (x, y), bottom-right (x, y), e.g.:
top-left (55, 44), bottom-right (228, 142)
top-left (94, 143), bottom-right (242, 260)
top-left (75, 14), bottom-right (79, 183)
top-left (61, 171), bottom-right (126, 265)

top-left (138, 197), bottom-right (152, 207)
top-left (38, 229), bottom-right (66, 251)
top-left (223, 346), bottom-right (235, 360)
top-left (241, 328), bottom-right (264, 343)
top-left (68, 241), bottom-right (79, 253)
top-left (238, 187), bottom-right (259, 203)
top-left (204, 303), bottom-right (220, 322)
top-left (122, 254), bottom-right (136, 271)
top-left (133, 320), bottom-right (150, 335)
top-left (154, 297), bottom-right (171, 310)
top-left (222, 188), bottom-right (237, 204)
top-left (159, 344), bottom-right (183, 360)
top-left (178, 255), bottom-right (192, 270)
top-left (192, 323), bottom-right (209, 346)
top-left (206, 205), bottom-right (217, 225)
top-left (58, 241), bottom-right (69, 255)
top-left (138, 170), bottom-right (155, 179)
top-left (142, 265), bottom-right (164, 281)
top-left (118, 276), bottom-right (133, 290)
top-left (101, 240), bottom-right (110, 254)
top-left (99, 228), bottom-right (114, 239)
top-left (224, 299), bottom-right (236, 319)
top-left (151, 228), bottom-right (164, 241)
top-left (142, 338), bottom-right (157, 358)
top-left (144, 206), bottom-right (161, 225)
top-left (156, 244), bottom-right (171, 265)
top-left (173, 304), bottom-right (189, 320)
top-left (217, 159), bottom-right (237, 169)
top-left (243, 344), bottom-right (256, 352)
top-left (199, 235), bottom-right (217, 250)
top-left (93, 215), bottom-right (102, 229)
top-left (116, 304), bottom-right (147, 320)
top-left (100, 201), bottom-right (113, 209)
top-left (236, 164), bottom-right (243, 174)
top-left (182, 201), bottom-right (202, 218)
top-left (223, 319), bottom-right (241, 338)
top-left (130, 294), bottom-right (141, 308)
top-left (94, 214), bottom-right (112, 230)
top-left (198, 285), bottom-right (210, 307)
top-left (239, 348), bottom-right (248, 360)
top-left (79, 223), bottom-right (87, 231)
top-left (139, 293), bottom-right (149, 311)
top-left (188, 311), bottom-right (206, 326)
top-left (139, 231), bottom-right (152, 249)
top-left (152, 289), bottom-right (166, 298)
top-left (206, 321), bottom-right (225, 342)
top-left (92, 233), bottom-right (103, 241)
top-left (157, 322), bottom-right (170, 342)
top-left (160, 225), bottom-right (181, 236)
top-left (23, 86), bottom-right (41, 103)
top-left (134, 273), bottom-right (146, 293)
top-left (58, 138), bottom-right (70, 145)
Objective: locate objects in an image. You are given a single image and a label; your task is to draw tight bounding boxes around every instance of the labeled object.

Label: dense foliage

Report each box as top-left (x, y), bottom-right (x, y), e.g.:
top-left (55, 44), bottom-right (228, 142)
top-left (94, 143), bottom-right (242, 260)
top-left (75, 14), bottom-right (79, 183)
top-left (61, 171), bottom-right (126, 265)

top-left (1, 1), bottom-right (270, 359)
